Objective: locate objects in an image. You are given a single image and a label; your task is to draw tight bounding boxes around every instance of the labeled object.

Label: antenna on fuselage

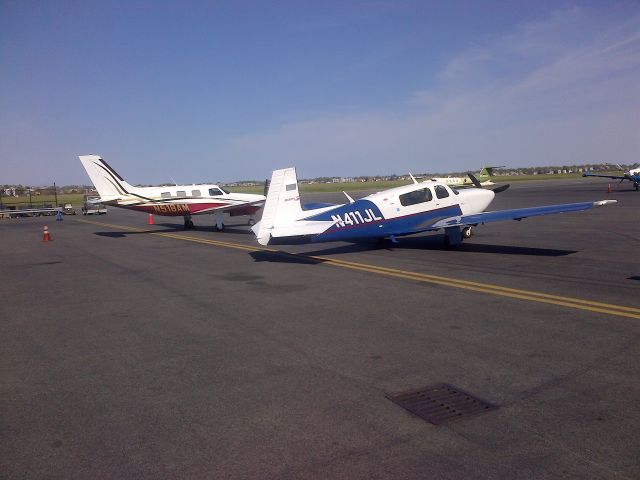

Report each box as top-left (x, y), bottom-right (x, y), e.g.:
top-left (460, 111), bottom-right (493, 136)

top-left (343, 191), bottom-right (355, 203)
top-left (169, 176), bottom-right (178, 186)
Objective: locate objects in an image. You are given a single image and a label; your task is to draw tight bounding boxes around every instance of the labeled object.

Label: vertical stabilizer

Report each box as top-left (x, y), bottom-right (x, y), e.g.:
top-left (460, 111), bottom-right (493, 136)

top-left (478, 165), bottom-right (504, 180)
top-left (78, 155), bottom-right (137, 201)
top-left (253, 168), bottom-right (303, 245)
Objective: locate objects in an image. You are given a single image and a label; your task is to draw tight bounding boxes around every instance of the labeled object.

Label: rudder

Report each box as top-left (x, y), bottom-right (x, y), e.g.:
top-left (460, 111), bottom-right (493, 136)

top-left (253, 167), bottom-right (303, 245)
top-left (79, 155), bottom-right (136, 201)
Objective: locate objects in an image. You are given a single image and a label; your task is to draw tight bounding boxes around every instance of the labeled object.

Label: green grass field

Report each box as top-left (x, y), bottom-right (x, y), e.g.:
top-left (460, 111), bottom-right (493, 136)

top-left (0, 193), bottom-right (85, 208)
top-left (1, 172), bottom-right (599, 205)
top-left (228, 172), bottom-right (588, 194)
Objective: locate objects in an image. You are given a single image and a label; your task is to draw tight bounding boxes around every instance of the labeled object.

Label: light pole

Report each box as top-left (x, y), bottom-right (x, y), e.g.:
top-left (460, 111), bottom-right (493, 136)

top-left (54, 182), bottom-right (58, 207)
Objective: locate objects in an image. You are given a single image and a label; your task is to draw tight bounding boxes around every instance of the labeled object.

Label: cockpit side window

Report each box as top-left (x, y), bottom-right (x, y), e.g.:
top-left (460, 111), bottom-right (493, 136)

top-left (399, 188), bottom-right (433, 206)
top-left (434, 185), bottom-right (450, 199)
top-left (208, 188), bottom-right (223, 196)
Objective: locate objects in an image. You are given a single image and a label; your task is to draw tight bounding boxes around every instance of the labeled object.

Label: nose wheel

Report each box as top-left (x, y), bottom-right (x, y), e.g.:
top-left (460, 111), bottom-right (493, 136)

top-left (462, 226), bottom-right (473, 238)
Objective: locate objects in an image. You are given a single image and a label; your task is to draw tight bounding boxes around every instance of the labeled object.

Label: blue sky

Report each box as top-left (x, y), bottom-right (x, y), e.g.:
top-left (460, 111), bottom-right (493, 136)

top-left (1, 1), bottom-right (638, 185)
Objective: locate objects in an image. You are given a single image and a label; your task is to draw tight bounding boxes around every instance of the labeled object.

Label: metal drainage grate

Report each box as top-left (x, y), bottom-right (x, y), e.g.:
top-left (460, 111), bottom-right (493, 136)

top-left (386, 383), bottom-right (497, 425)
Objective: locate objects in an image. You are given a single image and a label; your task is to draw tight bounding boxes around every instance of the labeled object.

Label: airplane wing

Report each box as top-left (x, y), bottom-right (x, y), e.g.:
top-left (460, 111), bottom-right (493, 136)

top-left (428, 200), bottom-right (617, 230)
top-left (582, 172), bottom-right (627, 180)
top-left (86, 197), bottom-right (113, 204)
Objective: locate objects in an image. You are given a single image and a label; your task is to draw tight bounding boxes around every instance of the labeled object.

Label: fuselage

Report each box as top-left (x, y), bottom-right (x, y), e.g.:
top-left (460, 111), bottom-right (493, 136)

top-left (431, 176), bottom-right (493, 187)
top-left (108, 184), bottom-right (264, 216)
top-left (273, 181), bottom-right (494, 243)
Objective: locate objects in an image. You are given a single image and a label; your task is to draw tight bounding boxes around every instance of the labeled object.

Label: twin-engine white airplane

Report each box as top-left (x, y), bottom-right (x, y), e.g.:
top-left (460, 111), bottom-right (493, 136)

top-left (79, 155), bottom-right (265, 230)
top-left (252, 167), bottom-right (617, 247)
top-left (431, 165), bottom-right (504, 187)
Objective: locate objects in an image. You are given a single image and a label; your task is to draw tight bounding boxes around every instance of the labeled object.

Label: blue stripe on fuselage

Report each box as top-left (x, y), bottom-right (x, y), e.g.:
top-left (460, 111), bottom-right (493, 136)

top-left (303, 199), bottom-right (462, 242)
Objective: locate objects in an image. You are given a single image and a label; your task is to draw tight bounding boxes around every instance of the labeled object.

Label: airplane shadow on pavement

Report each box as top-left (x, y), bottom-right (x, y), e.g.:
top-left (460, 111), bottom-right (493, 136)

top-left (93, 224), bottom-right (252, 238)
top-left (306, 234), bottom-right (573, 255)
top-left (92, 229), bottom-right (576, 258)
top-left (249, 237), bottom-right (577, 264)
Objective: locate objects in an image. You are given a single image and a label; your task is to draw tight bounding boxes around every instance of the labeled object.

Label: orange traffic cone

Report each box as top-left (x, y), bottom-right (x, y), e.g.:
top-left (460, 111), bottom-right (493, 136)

top-left (607, 184), bottom-right (612, 193)
top-left (148, 213), bottom-right (154, 225)
top-left (42, 225), bottom-right (52, 242)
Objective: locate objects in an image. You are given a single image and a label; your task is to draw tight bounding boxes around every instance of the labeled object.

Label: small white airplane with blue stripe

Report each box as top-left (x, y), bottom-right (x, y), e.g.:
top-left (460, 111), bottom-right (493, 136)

top-left (252, 167), bottom-right (617, 248)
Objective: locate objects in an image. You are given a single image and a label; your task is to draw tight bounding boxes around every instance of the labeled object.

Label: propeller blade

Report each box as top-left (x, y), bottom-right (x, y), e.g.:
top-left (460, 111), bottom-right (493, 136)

top-left (467, 172), bottom-right (482, 188)
top-left (263, 179), bottom-right (270, 196)
top-left (491, 184), bottom-right (510, 193)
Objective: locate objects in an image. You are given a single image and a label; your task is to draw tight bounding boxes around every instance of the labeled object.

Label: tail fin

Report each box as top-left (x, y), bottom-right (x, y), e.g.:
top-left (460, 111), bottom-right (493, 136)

top-left (78, 155), bottom-right (137, 201)
top-left (252, 168), bottom-right (303, 245)
top-left (478, 165), bottom-right (504, 179)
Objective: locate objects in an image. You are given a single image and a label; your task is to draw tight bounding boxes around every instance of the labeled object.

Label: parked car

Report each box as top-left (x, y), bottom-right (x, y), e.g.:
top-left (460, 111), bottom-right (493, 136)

top-left (62, 203), bottom-right (76, 215)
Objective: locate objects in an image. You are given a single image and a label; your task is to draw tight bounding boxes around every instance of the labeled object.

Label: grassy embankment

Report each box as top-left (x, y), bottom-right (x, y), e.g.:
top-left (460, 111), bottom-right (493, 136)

top-left (0, 194), bottom-right (85, 208)
top-left (1, 172), bottom-right (594, 205)
top-left (229, 172), bottom-right (586, 194)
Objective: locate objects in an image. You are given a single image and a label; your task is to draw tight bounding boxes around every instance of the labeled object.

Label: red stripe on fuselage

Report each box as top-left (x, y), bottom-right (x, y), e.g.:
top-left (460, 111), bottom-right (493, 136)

top-left (130, 203), bottom-right (226, 216)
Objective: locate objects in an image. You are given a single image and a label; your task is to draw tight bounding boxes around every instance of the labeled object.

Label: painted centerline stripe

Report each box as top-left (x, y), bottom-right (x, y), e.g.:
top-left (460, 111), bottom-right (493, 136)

top-left (76, 218), bottom-right (640, 320)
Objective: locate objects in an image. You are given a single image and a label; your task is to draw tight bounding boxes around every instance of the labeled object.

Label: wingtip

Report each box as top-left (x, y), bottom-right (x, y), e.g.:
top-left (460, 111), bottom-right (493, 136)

top-left (593, 200), bottom-right (617, 206)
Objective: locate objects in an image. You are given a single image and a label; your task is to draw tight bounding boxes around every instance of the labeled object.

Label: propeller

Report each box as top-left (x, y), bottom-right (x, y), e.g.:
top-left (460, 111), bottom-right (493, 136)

top-left (263, 179), bottom-right (270, 197)
top-left (491, 183), bottom-right (510, 193)
top-left (467, 172), bottom-right (510, 193)
top-left (467, 172), bottom-right (482, 188)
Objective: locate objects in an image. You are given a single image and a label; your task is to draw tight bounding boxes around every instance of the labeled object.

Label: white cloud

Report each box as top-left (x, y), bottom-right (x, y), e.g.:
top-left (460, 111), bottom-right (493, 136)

top-left (216, 9), bottom-right (640, 179)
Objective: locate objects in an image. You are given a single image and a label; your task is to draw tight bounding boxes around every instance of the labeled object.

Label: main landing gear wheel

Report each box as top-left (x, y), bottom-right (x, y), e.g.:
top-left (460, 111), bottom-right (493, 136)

top-left (183, 220), bottom-right (194, 229)
top-left (462, 226), bottom-right (473, 238)
top-left (214, 224), bottom-right (225, 232)
top-left (248, 218), bottom-right (256, 226)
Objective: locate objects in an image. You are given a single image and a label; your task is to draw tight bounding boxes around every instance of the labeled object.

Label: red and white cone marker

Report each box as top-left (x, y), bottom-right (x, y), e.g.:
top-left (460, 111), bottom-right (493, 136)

top-left (42, 225), bottom-right (52, 242)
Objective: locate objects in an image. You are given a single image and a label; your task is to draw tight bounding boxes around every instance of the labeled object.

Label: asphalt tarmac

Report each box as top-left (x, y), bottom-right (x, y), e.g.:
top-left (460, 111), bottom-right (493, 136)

top-left (2, 178), bottom-right (639, 479)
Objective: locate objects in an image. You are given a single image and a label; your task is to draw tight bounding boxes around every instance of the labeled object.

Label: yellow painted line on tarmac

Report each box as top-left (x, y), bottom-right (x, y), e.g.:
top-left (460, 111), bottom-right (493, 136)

top-left (76, 218), bottom-right (640, 320)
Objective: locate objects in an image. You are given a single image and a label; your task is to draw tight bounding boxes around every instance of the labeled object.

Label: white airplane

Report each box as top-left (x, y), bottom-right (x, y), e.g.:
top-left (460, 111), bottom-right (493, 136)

top-left (431, 166), bottom-right (504, 187)
top-left (79, 155), bottom-right (265, 230)
top-left (582, 164), bottom-right (640, 191)
top-left (252, 167), bottom-right (616, 248)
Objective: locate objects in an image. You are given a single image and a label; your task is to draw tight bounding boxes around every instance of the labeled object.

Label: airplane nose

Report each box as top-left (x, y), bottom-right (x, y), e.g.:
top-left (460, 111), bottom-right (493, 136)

top-left (459, 188), bottom-right (495, 213)
top-left (481, 189), bottom-right (495, 210)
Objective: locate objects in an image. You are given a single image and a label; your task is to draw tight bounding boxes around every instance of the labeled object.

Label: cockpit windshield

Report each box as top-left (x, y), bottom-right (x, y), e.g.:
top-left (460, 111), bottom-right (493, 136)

top-left (220, 186), bottom-right (231, 194)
